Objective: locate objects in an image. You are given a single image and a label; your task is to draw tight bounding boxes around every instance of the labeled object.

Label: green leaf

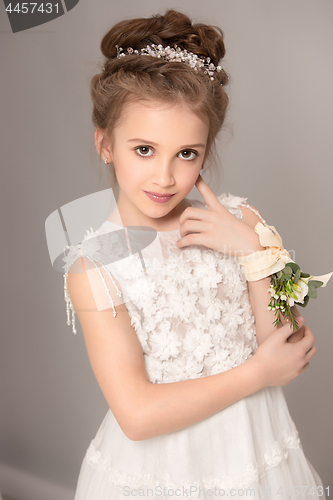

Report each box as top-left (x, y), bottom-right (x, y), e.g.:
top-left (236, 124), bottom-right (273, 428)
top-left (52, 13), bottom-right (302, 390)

top-left (276, 271), bottom-right (282, 279)
top-left (297, 295), bottom-right (310, 307)
top-left (291, 316), bottom-right (299, 332)
top-left (293, 269), bottom-right (301, 283)
top-left (300, 272), bottom-right (310, 278)
top-left (286, 262), bottom-right (300, 273)
top-left (307, 286), bottom-right (318, 299)
top-left (283, 266), bottom-right (293, 277)
top-left (308, 280), bottom-right (323, 289)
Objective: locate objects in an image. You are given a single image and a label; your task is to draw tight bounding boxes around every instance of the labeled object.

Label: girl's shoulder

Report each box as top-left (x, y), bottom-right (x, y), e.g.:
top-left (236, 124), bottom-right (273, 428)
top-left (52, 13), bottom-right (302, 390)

top-left (62, 222), bottom-right (127, 334)
top-left (188, 192), bottom-right (249, 220)
top-left (62, 223), bottom-right (112, 274)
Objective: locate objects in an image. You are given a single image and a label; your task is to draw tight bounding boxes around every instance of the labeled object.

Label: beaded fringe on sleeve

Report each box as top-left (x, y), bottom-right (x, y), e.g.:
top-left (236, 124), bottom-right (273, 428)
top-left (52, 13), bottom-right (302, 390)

top-left (62, 228), bottom-right (122, 334)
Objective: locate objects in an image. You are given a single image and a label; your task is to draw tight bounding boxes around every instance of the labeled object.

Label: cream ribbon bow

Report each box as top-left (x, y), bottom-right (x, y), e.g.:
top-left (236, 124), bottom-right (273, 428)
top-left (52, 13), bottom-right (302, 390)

top-left (238, 222), bottom-right (333, 285)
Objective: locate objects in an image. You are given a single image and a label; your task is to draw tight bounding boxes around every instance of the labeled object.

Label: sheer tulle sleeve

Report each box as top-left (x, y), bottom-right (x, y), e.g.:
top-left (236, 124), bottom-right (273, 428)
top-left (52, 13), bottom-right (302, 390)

top-left (62, 227), bottom-right (123, 334)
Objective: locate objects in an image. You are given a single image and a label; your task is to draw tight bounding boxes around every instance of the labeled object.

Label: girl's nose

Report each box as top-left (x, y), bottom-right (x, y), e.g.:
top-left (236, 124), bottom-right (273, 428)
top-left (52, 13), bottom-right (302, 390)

top-left (152, 158), bottom-right (175, 186)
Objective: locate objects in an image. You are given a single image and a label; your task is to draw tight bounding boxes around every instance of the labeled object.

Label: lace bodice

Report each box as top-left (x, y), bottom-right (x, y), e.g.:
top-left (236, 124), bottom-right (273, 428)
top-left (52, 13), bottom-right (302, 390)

top-left (62, 193), bottom-right (259, 384)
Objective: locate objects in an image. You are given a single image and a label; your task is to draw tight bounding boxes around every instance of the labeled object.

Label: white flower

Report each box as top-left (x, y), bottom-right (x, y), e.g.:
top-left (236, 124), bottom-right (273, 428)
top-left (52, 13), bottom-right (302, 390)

top-left (287, 277), bottom-right (309, 306)
top-left (186, 279), bottom-right (200, 294)
top-left (183, 247), bottom-right (202, 262)
top-left (159, 320), bottom-right (171, 333)
top-left (175, 264), bottom-right (193, 281)
top-left (178, 294), bottom-right (199, 322)
top-left (62, 244), bottom-right (81, 270)
top-left (129, 308), bottom-right (142, 330)
top-left (164, 357), bottom-right (203, 381)
top-left (143, 315), bottom-right (158, 333)
top-left (209, 322), bottom-right (228, 344)
top-left (219, 260), bottom-right (246, 299)
top-left (202, 251), bottom-right (217, 267)
top-left (144, 356), bottom-right (163, 383)
top-left (183, 329), bottom-right (214, 362)
top-left (207, 304), bottom-right (222, 322)
top-left (155, 294), bottom-right (167, 310)
top-left (82, 227), bottom-right (96, 241)
top-left (220, 300), bottom-right (245, 329)
top-left (149, 329), bottom-right (182, 361)
top-left (194, 312), bottom-right (210, 330)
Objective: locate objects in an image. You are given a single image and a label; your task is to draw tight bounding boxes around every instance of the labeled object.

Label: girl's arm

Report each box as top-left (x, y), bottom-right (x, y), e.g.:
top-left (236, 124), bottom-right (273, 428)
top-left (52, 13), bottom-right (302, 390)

top-left (66, 256), bottom-right (315, 441)
top-left (240, 205), bottom-right (304, 345)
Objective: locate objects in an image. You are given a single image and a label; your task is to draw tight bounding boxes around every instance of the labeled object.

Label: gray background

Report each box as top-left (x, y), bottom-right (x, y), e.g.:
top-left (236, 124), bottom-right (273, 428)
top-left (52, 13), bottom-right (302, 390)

top-left (0, 0), bottom-right (332, 497)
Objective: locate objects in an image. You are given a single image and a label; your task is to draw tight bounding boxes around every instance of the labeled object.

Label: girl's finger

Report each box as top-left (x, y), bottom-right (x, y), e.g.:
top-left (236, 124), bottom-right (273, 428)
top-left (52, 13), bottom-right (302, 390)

top-left (299, 362), bottom-right (310, 375)
top-left (176, 232), bottom-right (207, 248)
top-left (301, 325), bottom-right (316, 353)
top-left (178, 220), bottom-right (209, 239)
top-left (279, 316), bottom-right (305, 340)
top-left (195, 175), bottom-right (222, 211)
top-left (178, 206), bottom-right (209, 226)
top-left (305, 345), bottom-right (317, 361)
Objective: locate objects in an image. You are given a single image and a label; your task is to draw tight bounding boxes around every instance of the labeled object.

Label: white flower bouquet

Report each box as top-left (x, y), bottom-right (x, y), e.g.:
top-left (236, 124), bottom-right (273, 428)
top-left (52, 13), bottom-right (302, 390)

top-left (238, 222), bottom-right (332, 332)
top-left (268, 263), bottom-right (330, 331)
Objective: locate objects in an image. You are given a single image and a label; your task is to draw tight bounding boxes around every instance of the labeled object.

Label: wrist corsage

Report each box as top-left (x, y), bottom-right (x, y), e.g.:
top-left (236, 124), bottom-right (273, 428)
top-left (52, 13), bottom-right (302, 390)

top-left (238, 223), bottom-right (332, 331)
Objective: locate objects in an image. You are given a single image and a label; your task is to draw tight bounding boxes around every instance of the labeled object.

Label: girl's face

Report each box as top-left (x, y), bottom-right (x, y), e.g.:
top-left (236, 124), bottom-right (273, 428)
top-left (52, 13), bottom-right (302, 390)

top-left (100, 100), bottom-right (209, 230)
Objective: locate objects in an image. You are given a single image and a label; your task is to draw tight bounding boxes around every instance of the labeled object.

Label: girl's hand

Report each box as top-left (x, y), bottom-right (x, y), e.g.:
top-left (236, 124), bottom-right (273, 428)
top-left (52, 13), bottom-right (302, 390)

top-left (287, 323), bottom-right (305, 343)
top-left (250, 316), bottom-right (317, 386)
top-left (176, 175), bottom-right (264, 256)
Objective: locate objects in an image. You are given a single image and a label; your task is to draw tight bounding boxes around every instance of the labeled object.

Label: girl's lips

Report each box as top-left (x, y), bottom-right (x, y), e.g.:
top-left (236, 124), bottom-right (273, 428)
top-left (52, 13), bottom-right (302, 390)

top-left (143, 191), bottom-right (175, 203)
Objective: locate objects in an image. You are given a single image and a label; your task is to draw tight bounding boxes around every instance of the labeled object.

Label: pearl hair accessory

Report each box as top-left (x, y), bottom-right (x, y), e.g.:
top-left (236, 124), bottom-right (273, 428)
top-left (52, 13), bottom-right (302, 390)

top-left (110, 44), bottom-right (227, 82)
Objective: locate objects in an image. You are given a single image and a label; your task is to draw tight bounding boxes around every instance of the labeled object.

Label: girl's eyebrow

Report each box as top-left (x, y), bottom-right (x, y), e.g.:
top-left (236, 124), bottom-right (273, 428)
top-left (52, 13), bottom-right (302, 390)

top-left (127, 138), bottom-right (159, 145)
top-left (127, 138), bottom-right (206, 148)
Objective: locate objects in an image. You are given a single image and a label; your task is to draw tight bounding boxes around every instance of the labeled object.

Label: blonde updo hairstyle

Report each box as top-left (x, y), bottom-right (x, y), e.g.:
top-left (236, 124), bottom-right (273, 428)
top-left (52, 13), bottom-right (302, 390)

top-left (90, 10), bottom-right (229, 190)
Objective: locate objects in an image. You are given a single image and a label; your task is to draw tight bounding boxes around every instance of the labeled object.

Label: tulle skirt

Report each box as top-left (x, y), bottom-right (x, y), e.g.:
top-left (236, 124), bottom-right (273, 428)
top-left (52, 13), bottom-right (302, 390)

top-left (74, 386), bottom-right (326, 499)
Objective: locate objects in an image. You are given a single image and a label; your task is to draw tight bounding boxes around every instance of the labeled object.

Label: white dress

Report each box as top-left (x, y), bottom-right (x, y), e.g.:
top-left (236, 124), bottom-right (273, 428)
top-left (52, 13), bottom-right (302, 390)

top-left (62, 193), bottom-right (326, 500)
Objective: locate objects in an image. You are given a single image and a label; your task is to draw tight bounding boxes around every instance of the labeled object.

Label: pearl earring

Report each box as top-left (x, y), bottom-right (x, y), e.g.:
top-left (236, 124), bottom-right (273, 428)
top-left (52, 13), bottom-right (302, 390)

top-left (104, 158), bottom-right (110, 165)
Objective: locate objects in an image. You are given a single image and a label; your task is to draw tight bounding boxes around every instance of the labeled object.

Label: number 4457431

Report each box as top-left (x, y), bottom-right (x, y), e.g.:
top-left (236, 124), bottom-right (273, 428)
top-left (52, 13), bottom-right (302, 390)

top-left (6, 3), bottom-right (59, 14)
top-left (276, 485), bottom-right (329, 496)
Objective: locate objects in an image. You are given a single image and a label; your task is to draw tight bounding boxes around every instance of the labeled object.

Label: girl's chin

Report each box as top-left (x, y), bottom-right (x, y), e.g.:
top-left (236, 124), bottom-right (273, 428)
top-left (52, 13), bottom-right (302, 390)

top-left (140, 202), bottom-right (180, 220)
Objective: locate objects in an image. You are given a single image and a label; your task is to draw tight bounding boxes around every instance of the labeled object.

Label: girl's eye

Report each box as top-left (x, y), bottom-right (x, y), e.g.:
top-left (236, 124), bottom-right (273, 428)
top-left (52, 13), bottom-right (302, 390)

top-left (135, 146), bottom-right (154, 157)
top-left (178, 150), bottom-right (198, 161)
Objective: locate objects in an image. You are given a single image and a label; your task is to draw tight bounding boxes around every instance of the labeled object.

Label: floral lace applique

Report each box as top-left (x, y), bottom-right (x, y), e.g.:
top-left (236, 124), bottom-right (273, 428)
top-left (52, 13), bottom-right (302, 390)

top-left (84, 429), bottom-right (301, 495)
top-left (62, 193), bottom-right (258, 382)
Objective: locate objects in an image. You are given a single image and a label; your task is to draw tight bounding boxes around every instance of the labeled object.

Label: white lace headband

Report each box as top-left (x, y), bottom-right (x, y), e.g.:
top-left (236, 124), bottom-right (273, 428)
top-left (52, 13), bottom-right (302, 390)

top-left (112, 43), bottom-right (226, 82)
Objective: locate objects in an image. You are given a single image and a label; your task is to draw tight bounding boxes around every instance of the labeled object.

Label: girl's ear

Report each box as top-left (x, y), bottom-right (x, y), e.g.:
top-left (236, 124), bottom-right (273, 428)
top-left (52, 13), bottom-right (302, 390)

top-left (94, 128), bottom-right (113, 163)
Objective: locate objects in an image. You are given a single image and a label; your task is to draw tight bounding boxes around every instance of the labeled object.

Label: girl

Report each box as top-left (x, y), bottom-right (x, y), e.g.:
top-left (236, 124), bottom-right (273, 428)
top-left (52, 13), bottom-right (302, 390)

top-left (62, 10), bottom-right (326, 499)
